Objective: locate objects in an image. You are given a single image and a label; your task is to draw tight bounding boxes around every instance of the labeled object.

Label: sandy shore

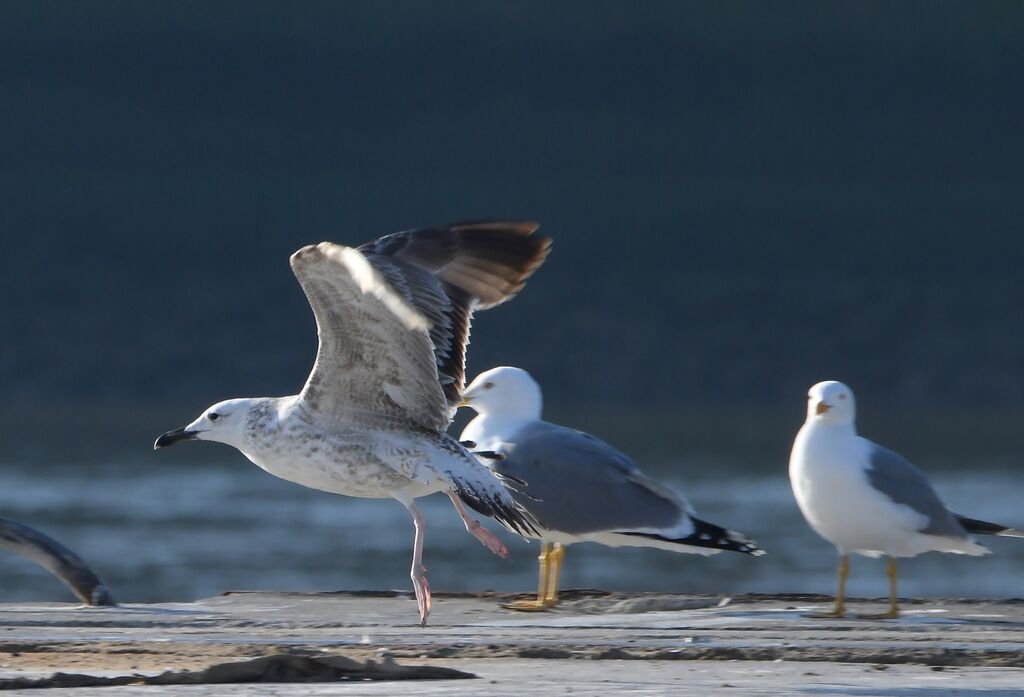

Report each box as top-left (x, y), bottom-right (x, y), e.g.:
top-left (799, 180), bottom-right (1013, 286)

top-left (1, 590), bottom-right (1023, 694)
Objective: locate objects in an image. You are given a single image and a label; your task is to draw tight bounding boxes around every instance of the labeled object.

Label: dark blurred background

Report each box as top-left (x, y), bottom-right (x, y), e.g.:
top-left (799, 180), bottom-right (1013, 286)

top-left (1, 1), bottom-right (1022, 602)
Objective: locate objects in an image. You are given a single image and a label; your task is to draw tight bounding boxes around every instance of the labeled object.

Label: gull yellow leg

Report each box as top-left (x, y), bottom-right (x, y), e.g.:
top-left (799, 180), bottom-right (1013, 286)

top-left (809, 554), bottom-right (848, 618)
top-left (886, 557), bottom-right (900, 617)
top-left (858, 557), bottom-right (900, 619)
top-left (543, 544), bottom-right (566, 607)
top-left (503, 543), bottom-right (552, 611)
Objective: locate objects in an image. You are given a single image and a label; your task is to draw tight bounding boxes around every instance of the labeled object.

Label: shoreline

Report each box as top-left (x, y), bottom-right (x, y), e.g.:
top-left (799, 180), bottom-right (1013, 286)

top-left (1, 591), bottom-right (1023, 693)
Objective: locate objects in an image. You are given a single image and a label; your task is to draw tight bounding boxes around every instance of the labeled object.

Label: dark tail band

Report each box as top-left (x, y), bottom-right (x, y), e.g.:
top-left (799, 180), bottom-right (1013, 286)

top-left (955, 514), bottom-right (1024, 539)
top-left (623, 516), bottom-right (765, 556)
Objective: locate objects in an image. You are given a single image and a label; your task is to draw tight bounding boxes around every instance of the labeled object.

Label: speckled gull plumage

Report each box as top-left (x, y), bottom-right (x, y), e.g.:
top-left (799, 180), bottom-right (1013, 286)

top-left (155, 221), bottom-right (551, 626)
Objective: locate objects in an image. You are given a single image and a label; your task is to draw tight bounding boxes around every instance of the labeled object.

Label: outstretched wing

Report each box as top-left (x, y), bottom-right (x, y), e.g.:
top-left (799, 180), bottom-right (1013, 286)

top-left (359, 220), bottom-right (551, 409)
top-left (290, 243), bottom-right (450, 432)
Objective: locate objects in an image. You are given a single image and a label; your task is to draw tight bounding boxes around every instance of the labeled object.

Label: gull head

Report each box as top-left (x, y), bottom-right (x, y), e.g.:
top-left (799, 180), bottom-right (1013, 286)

top-left (806, 380), bottom-right (856, 425)
top-left (154, 398), bottom-right (256, 450)
top-left (461, 366), bottom-right (543, 420)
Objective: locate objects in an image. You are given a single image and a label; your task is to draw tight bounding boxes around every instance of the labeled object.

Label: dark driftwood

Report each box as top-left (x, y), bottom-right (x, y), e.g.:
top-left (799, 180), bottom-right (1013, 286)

top-left (0, 517), bottom-right (115, 606)
top-left (0, 653), bottom-right (474, 689)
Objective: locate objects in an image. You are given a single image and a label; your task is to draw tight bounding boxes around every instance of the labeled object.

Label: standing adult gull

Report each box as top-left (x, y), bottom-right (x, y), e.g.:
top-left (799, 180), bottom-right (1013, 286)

top-left (790, 380), bottom-right (1023, 619)
top-left (460, 366), bottom-right (764, 611)
top-left (155, 221), bottom-right (550, 626)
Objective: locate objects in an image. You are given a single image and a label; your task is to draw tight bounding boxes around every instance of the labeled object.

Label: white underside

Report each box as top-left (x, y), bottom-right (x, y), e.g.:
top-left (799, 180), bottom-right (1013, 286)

top-left (239, 427), bottom-right (458, 503)
top-left (790, 425), bottom-right (989, 558)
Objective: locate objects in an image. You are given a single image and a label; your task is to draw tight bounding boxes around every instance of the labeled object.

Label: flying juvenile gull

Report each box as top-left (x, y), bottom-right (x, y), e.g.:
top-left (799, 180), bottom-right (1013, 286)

top-left (154, 221), bottom-right (550, 626)
top-left (0, 517), bottom-right (116, 606)
top-left (460, 366), bottom-right (764, 611)
top-left (790, 380), bottom-right (1024, 619)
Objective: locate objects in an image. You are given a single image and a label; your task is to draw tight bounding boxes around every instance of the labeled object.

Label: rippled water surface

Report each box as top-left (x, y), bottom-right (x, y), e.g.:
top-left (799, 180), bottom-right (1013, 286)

top-left (2, 454), bottom-right (1021, 603)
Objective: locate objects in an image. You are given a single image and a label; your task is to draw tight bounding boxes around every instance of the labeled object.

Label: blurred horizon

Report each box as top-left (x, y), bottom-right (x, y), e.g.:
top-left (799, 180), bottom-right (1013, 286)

top-left (4, 457), bottom-right (1023, 604)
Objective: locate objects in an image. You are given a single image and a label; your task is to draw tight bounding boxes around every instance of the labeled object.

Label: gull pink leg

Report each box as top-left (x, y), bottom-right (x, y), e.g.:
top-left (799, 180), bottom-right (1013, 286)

top-left (446, 492), bottom-right (509, 559)
top-left (406, 503), bottom-right (431, 627)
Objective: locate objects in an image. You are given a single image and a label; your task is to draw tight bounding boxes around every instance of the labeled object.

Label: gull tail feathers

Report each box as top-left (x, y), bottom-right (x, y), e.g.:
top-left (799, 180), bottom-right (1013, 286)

top-left (453, 476), bottom-right (541, 538)
top-left (623, 517), bottom-right (766, 556)
top-left (955, 514), bottom-right (1024, 539)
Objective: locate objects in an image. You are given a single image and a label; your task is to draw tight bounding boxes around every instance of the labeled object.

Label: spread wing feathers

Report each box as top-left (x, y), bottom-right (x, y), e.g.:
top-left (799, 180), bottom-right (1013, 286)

top-left (290, 243), bottom-right (450, 432)
top-left (360, 256), bottom-right (474, 410)
top-left (359, 220), bottom-right (550, 309)
top-left (359, 220), bottom-right (551, 407)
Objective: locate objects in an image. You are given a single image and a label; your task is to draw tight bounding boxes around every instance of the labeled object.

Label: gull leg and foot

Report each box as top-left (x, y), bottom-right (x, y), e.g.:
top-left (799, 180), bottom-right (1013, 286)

top-left (504, 543), bottom-right (553, 611)
top-left (857, 557), bottom-right (900, 619)
top-left (544, 543), bottom-right (566, 607)
top-left (809, 554), bottom-right (849, 618)
top-left (446, 492), bottom-right (509, 558)
top-left (406, 503), bottom-right (431, 627)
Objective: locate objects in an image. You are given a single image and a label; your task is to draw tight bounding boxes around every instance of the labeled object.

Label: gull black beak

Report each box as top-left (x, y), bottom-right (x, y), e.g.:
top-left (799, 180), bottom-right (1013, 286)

top-left (815, 401), bottom-right (832, 415)
top-left (154, 427), bottom-right (198, 449)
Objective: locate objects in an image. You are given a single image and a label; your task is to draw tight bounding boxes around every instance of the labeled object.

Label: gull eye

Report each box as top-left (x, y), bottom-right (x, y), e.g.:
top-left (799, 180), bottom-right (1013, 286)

top-left (838, 394), bottom-right (847, 400)
top-left (209, 412), bottom-right (221, 421)
top-left (483, 382), bottom-right (495, 390)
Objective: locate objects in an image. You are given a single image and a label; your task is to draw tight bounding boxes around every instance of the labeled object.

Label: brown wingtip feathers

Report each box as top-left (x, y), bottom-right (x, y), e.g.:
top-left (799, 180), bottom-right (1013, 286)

top-left (306, 220), bottom-right (552, 309)
top-left (450, 219), bottom-right (541, 235)
top-left (438, 221), bottom-right (552, 309)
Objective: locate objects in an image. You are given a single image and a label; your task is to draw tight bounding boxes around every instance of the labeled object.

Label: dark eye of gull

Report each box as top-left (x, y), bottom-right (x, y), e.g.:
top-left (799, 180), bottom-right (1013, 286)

top-left (209, 412), bottom-right (221, 421)
top-left (483, 382), bottom-right (495, 390)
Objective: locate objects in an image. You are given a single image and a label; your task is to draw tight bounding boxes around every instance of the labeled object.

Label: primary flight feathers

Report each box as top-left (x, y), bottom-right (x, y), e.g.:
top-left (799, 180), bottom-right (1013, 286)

top-left (357, 220), bottom-right (551, 409)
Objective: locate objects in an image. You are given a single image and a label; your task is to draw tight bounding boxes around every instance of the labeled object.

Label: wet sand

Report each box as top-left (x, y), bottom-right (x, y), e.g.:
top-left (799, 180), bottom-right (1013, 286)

top-left (1, 591), bottom-right (1023, 694)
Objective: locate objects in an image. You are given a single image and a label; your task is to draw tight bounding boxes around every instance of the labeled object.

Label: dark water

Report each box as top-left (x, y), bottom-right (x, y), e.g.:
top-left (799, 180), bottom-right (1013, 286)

top-left (5, 3), bottom-right (1024, 412)
top-left (2, 453), bottom-right (1021, 604)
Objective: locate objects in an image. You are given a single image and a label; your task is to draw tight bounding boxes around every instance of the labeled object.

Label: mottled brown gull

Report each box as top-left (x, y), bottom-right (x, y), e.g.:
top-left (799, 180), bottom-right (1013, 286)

top-left (460, 366), bottom-right (764, 611)
top-left (155, 221), bottom-right (550, 626)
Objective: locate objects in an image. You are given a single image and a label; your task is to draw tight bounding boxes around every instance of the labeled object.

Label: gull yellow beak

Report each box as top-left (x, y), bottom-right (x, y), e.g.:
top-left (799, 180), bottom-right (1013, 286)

top-left (459, 396), bottom-right (472, 408)
top-left (815, 401), bottom-right (832, 415)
